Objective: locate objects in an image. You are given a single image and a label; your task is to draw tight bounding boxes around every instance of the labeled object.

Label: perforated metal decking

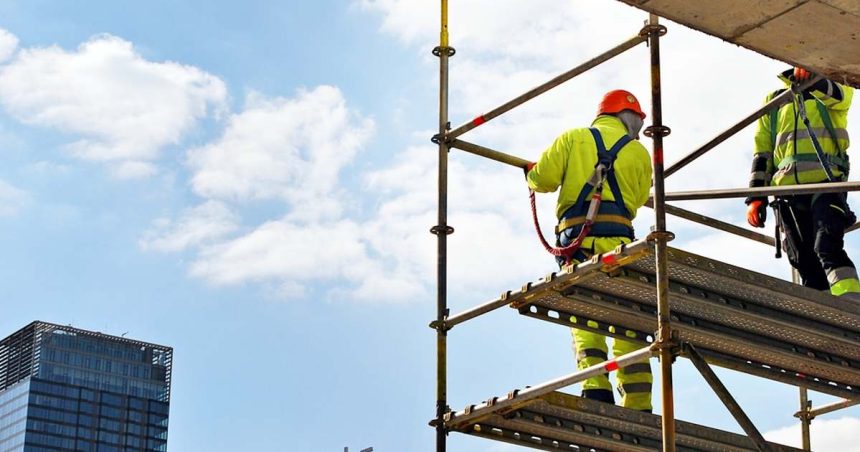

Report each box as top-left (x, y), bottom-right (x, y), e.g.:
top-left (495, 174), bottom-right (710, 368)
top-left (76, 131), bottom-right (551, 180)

top-left (503, 238), bottom-right (860, 399)
top-left (448, 391), bottom-right (802, 452)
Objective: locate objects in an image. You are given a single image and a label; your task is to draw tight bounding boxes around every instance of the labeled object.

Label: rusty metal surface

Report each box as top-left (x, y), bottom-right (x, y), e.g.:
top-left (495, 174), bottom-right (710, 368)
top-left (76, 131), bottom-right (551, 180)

top-left (451, 392), bottom-right (802, 451)
top-left (617, 0), bottom-right (860, 87)
top-left (507, 238), bottom-right (860, 398)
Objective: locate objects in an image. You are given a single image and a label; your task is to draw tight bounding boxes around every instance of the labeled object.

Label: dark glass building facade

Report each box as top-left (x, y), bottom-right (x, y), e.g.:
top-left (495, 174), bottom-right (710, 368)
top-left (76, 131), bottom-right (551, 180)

top-left (0, 322), bottom-right (173, 452)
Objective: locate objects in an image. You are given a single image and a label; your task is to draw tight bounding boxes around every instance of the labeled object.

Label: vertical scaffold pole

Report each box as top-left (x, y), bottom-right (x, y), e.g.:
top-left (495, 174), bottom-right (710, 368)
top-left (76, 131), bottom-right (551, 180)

top-left (433, 1), bottom-right (454, 451)
top-left (793, 269), bottom-right (812, 451)
top-left (799, 387), bottom-right (811, 451)
top-left (644, 14), bottom-right (675, 452)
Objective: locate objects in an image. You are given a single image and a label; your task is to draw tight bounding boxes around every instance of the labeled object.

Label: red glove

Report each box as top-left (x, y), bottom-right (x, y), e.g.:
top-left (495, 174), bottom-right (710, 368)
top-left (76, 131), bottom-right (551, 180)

top-left (746, 199), bottom-right (767, 228)
top-left (793, 67), bottom-right (811, 82)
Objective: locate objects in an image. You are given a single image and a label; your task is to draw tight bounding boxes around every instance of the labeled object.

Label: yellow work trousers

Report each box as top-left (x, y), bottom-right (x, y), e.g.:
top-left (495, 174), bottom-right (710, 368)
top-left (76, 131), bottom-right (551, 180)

top-left (570, 236), bottom-right (653, 411)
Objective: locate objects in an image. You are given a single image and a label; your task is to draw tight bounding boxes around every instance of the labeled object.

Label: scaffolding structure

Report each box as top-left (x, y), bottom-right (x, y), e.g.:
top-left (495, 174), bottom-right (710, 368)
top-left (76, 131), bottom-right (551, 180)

top-left (431, 2), bottom-right (860, 451)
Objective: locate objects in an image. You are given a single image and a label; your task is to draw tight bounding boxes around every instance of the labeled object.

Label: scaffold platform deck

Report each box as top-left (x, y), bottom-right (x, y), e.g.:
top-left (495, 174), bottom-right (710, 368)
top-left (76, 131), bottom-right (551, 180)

top-left (498, 238), bottom-right (860, 399)
top-left (446, 391), bottom-right (802, 452)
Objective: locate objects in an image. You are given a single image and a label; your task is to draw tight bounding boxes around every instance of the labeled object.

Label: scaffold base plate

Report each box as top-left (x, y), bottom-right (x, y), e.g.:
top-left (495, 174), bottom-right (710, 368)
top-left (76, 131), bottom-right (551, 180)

top-left (449, 391), bottom-right (801, 452)
top-left (501, 238), bottom-right (860, 399)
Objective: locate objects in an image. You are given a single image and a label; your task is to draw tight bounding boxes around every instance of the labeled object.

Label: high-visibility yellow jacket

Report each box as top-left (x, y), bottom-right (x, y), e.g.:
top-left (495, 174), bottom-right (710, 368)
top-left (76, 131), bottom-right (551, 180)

top-left (527, 115), bottom-right (652, 221)
top-left (752, 73), bottom-right (853, 187)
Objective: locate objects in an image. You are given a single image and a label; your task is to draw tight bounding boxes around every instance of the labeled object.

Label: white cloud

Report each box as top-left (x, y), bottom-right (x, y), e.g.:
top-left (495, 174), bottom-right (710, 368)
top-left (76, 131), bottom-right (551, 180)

top-left (0, 33), bottom-right (226, 172)
top-left (0, 179), bottom-right (29, 216)
top-left (364, 145), bottom-right (548, 296)
top-left (187, 218), bottom-right (426, 302)
top-left (139, 201), bottom-right (239, 253)
top-left (185, 215), bottom-right (430, 303)
top-left (765, 417), bottom-right (860, 451)
top-left (357, 0), bottom-right (435, 46)
top-left (357, 0), bottom-right (640, 64)
top-left (110, 161), bottom-right (158, 180)
top-left (144, 1), bottom-right (860, 305)
top-left (190, 219), bottom-right (367, 284)
top-left (24, 161), bottom-right (72, 176)
top-left (146, 86), bottom-right (402, 301)
top-left (0, 28), bottom-right (18, 63)
top-left (187, 86), bottom-right (374, 220)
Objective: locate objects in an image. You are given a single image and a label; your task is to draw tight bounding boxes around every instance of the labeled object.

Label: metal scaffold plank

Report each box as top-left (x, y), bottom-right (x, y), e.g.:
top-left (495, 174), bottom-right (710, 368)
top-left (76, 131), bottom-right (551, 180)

top-left (448, 391), bottom-right (802, 452)
top-left (502, 237), bottom-right (860, 399)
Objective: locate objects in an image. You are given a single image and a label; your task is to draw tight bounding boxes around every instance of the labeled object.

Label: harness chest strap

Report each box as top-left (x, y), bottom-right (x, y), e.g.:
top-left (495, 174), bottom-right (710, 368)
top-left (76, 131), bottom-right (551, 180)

top-left (556, 214), bottom-right (633, 235)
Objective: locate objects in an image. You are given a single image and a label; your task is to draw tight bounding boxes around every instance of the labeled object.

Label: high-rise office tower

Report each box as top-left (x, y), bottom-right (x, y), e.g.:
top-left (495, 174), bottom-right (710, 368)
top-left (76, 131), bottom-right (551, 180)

top-left (0, 321), bottom-right (173, 451)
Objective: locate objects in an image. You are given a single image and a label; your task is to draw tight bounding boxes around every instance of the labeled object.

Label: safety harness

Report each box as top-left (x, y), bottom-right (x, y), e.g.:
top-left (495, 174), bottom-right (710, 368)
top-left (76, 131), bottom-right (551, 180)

top-left (769, 87), bottom-right (849, 182)
top-left (530, 128), bottom-right (634, 265)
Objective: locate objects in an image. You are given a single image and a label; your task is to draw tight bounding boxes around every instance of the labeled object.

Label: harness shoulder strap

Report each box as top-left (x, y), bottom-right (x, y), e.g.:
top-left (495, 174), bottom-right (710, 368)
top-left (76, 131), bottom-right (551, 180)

top-left (567, 129), bottom-right (606, 215)
top-left (814, 99), bottom-right (842, 154)
top-left (768, 89), bottom-right (784, 149)
top-left (588, 128), bottom-right (632, 218)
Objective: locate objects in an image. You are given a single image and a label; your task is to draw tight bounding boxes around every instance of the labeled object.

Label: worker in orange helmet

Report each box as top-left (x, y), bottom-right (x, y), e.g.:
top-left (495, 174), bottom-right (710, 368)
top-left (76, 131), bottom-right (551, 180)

top-left (747, 67), bottom-right (859, 299)
top-left (525, 90), bottom-right (654, 411)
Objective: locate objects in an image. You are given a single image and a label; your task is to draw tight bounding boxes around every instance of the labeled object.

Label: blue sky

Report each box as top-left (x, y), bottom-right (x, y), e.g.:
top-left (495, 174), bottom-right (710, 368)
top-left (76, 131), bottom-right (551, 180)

top-left (1, 1), bottom-right (859, 451)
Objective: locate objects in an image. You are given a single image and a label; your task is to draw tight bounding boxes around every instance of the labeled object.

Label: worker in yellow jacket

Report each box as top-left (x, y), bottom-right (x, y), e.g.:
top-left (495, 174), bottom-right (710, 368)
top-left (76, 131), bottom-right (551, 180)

top-left (526, 90), bottom-right (653, 411)
top-left (746, 68), bottom-right (859, 299)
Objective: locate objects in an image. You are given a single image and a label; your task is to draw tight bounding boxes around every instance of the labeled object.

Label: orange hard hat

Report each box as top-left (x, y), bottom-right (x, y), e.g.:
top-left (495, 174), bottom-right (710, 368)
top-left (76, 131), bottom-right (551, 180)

top-left (598, 89), bottom-right (646, 120)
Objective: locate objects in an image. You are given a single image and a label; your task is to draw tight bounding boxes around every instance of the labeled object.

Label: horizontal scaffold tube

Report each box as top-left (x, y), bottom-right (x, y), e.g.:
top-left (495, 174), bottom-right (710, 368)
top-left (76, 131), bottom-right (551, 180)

top-left (445, 33), bottom-right (648, 140)
top-left (795, 398), bottom-right (860, 419)
top-left (445, 345), bottom-right (655, 429)
top-left (660, 181), bottom-right (860, 202)
top-left (448, 139), bottom-right (530, 168)
top-left (647, 201), bottom-right (775, 246)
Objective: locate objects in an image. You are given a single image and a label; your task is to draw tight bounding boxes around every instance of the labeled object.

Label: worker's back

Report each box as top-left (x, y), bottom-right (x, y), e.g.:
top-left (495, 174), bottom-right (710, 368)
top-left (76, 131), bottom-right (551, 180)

top-left (527, 114), bottom-right (652, 221)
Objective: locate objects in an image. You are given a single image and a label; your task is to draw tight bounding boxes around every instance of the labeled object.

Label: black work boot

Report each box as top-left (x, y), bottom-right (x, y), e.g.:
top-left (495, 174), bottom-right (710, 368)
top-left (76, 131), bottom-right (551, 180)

top-left (581, 389), bottom-right (615, 404)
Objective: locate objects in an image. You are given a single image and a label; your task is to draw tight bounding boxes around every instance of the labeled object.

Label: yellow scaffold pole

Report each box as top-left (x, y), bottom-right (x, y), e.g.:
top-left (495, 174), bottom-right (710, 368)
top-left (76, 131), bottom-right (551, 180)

top-left (433, 1), bottom-right (454, 452)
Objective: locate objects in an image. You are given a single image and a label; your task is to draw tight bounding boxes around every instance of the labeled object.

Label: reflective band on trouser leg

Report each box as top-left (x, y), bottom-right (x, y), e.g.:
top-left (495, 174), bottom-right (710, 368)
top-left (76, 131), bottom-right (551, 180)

top-left (619, 363), bottom-right (652, 375)
top-left (614, 335), bottom-right (652, 411)
top-left (619, 382), bottom-right (653, 411)
top-left (572, 326), bottom-right (611, 391)
top-left (827, 266), bottom-right (858, 286)
top-left (830, 277), bottom-right (860, 296)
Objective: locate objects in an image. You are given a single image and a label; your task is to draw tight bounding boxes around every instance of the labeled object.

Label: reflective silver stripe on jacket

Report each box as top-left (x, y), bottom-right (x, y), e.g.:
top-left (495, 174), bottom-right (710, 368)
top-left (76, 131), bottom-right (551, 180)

top-left (774, 161), bottom-right (844, 180)
top-left (776, 127), bottom-right (849, 147)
